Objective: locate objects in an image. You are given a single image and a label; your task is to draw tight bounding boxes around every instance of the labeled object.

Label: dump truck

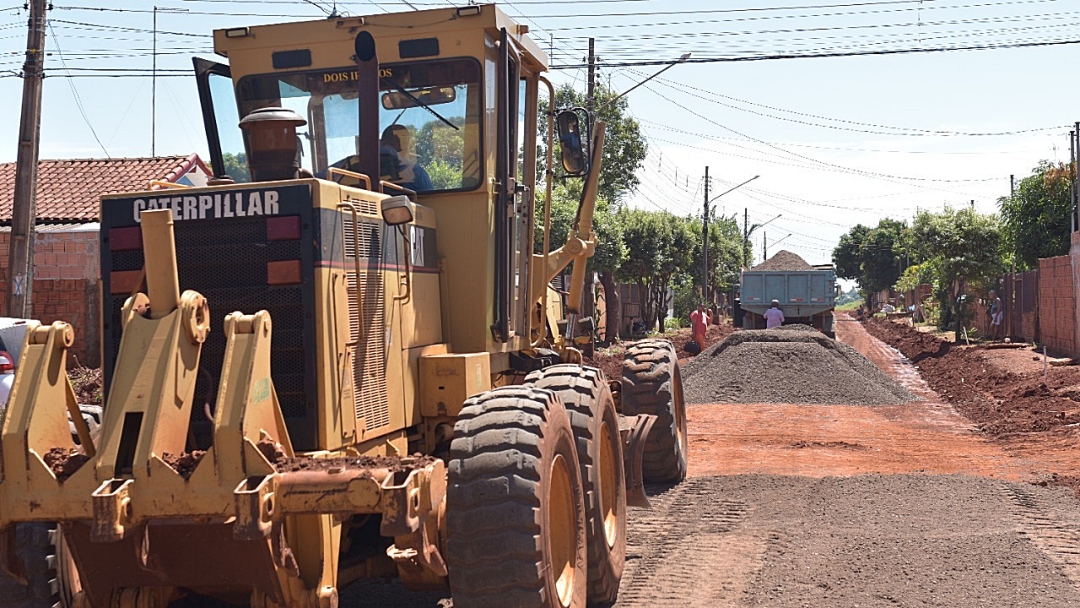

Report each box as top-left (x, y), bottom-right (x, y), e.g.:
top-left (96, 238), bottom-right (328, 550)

top-left (0, 5), bottom-right (688, 608)
top-left (740, 252), bottom-right (839, 338)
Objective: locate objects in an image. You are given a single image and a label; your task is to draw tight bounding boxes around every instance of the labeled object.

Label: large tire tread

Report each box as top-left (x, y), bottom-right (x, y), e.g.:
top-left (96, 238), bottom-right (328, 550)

top-left (0, 524), bottom-right (60, 608)
top-left (527, 364), bottom-right (627, 606)
top-left (621, 340), bottom-right (688, 484)
top-left (446, 386), bottom-right (586, 608)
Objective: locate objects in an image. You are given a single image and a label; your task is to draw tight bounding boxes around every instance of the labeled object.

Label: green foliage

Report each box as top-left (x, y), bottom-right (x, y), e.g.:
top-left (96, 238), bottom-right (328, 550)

top-left (688, 213), bottom-right (744, 297)
top-left (998, 160), bottom-right (1074, 270)
top-left (221, 152), bottom-right (250, 183)
top-left (616, 208), bottom-right (696, 331)
top-left (832, 219), bottom-right (907, 298)
top-left (671, 275), bottom-right (699, 325)
top-left (542, 83), bottom-right (647, 203)
top-left (911, 207), bottom-right (1004, 333)
top-left (836, 299), bottom-right (865, 311)
top-left (894, 261), bottom-right (936, 293)
top-left (426, 158), bottom-right (461, 191)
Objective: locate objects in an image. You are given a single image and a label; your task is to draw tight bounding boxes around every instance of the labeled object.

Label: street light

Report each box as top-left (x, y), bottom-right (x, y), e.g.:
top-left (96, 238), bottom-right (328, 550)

top-left (709, 174), bottom-right (759, 205)
top-left (744, 213), bottom-right (780, 268)
top-left (599, 52), bottom-right (692, 111)
top-left (703, 173), bottom-right (759, 302)
top-left (764, 233), bottom-right (792, 260)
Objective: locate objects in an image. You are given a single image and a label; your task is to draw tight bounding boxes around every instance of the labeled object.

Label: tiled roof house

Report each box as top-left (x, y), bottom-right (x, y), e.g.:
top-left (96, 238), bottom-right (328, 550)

top-left (0, 154), bottom-right (212, 366)
top-left (0, 155), bottom-right (211, 223)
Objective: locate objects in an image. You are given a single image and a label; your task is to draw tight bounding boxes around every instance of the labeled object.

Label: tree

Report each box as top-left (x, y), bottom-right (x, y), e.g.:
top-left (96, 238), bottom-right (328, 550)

top-left (999, 160), bottom-right (1074, 269)
top-left (831, 219), bottom-right (906, 306)
top-left (616, 209), bottom-right (695, 332)
top-left (910, 206), bottom-right (1004, 335)
top-left (220, 152), bottom-right (250, 183)
top-left (534, 82), bottom-right (649, 342)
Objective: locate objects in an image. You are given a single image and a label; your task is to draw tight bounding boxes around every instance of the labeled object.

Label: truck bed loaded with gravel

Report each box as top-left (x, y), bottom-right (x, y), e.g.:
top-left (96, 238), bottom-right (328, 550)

top-left (739, 250), bottom-right (840, 338)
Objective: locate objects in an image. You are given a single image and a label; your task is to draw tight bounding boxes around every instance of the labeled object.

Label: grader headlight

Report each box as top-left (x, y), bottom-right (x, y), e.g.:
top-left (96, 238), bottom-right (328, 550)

top-left (381, 195), bottom-right (416, 225)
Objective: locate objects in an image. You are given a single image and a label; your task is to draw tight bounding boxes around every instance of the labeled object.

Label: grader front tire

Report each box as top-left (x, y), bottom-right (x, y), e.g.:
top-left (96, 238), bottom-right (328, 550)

top-left (446, 386), bottom-right (587, 608)
top-left (621, 340), bottom-right (688, 484)
top-left (527, 365), bottom-right (627, 606)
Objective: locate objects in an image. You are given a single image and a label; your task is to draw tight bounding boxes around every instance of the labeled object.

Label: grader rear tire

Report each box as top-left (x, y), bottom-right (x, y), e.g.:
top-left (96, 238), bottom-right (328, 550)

top-left (527, 365), bottom-right (626, 606)
top-left (446, 386), bottom-right (587, 608)
top-left (621, 340), bottom-right (688, 484)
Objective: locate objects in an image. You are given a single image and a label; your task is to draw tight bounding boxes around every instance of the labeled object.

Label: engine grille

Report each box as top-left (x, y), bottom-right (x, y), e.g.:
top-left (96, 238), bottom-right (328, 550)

top-left (103, 216), bottom-right (314, 448)
top-left (343, 216), bottom-right (389, 432)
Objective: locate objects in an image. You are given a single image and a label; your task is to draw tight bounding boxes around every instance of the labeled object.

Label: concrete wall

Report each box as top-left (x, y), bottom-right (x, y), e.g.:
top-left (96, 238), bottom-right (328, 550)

top-left (1037, 254), bottom-right (1075, 356)
top-left (0, 228), bottom-right (101, 367)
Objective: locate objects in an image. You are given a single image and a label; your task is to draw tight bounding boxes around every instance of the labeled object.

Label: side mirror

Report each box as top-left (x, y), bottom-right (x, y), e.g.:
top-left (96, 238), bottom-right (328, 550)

top-left (556, 109), bottom-right (589, 176)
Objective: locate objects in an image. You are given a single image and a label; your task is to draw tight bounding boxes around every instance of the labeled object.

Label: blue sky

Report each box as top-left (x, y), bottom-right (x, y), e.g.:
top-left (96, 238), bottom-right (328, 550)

top-left (1, 0), bottom-right (1077, 265)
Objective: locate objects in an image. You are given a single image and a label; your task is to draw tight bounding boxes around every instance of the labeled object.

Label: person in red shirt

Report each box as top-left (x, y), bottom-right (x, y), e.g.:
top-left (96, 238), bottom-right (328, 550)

top-left (690, 303), bottom-right (712, 353)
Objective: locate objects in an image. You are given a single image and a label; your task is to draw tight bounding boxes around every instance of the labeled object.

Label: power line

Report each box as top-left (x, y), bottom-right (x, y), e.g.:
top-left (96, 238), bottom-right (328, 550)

top-left (46, 19), bottom-right (109, 157)
top-left (552, 37), bottom-right (1080, 68)
top-left (629, 70), bottom-right (1069, 138)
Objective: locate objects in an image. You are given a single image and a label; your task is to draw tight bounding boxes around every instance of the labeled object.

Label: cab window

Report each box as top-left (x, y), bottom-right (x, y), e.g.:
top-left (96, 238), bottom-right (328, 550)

top-left (236, 58), bottom-right (483, 193)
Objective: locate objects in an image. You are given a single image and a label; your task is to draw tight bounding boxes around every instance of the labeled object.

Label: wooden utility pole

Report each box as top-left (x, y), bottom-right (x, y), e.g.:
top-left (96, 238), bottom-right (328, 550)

top-left (586, 37), bottom-right (595, 125)
top-left (702, 166), bottom-right (709, 302)
top-left (8, 0), bottom-right (48, 318)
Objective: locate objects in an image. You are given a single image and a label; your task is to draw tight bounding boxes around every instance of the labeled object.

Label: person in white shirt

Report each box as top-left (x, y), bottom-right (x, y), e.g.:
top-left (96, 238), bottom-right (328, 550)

top-left (763, 299), bottom-right (785, 329)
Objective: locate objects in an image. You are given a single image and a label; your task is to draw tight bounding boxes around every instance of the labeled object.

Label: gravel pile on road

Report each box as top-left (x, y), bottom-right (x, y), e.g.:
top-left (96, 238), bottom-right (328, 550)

top-left (682, 327), bottom-right (915, 405)
top-left (750, 249), bottom-right (813, 271)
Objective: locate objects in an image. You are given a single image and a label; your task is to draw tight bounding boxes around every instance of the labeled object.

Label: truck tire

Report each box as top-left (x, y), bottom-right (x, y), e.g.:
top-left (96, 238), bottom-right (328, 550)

top-left (621, 340), bottom-right (687, 484)
top-left (446, 386), bottom-right (587, 608)
top-left (742, 312), bottom-right (754, 330)
top-left (0, 524), bottom-right (76, 608)
top-left (526, 365), bottom-right (626, 606)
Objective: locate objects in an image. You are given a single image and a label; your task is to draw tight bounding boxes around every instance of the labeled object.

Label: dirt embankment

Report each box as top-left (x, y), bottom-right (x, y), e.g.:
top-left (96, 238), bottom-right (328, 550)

top-left (864, 317), bottom-right (1080, 437)
top-left (681, 325), bottom-right (914, 406)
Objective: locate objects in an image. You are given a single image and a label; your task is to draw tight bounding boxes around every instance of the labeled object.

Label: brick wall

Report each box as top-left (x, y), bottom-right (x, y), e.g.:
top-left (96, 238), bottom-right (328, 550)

top-left (0, 229), bottom-right (101, 367)
top-left (1037, 255), bottom-right (1075, 356)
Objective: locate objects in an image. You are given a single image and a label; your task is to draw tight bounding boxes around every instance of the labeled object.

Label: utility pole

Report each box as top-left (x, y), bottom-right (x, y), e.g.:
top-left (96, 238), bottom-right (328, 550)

top-left (703, 166), bottom-right (709, 302)
top-left (762, 231), bottom-right (767, 261)
top-left (8, 0), bottom-right (48, 318)
top-left (153, 6), bottom-right (158, 156)
top-left (743, 208), bottom-right (749, 268)
top-left (1067, 124), bottom-right (1075, 234)
top-left (1010, 174), bottom-right (1015, 196)
top-left (586, 37), bottom-right (595, 128)
top-left (1067, 130), bottom-right (1075, 233)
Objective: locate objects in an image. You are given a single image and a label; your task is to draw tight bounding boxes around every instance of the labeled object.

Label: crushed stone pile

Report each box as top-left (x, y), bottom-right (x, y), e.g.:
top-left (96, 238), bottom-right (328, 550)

top-left (682, 327), bottom-right (916, 405)
top-left (750, 249), bottom-right (813, 272)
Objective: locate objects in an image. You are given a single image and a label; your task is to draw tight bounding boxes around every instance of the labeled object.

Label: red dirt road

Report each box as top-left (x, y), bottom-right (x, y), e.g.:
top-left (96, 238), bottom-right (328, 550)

top-left (686, 315), bottom-right (1042, 481)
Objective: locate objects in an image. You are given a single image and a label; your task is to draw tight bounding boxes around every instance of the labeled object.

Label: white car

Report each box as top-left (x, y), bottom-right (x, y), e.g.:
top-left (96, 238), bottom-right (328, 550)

top-left (0, 318), bottom-right (34, 412)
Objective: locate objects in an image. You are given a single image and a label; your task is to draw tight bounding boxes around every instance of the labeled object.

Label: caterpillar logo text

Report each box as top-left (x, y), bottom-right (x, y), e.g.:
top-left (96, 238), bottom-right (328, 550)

top-left (133, 188), bottom-right (282, 222)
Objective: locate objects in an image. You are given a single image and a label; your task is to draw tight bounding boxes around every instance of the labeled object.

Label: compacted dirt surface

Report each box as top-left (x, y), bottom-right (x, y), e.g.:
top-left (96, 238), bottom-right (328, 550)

top-left (342, 313), bottom-right (1080, 607)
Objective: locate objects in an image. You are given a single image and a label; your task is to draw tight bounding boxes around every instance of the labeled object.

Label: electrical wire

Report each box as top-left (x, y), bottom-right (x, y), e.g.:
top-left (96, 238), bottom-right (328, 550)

top-left (46, 19), bottom-right (109, 157)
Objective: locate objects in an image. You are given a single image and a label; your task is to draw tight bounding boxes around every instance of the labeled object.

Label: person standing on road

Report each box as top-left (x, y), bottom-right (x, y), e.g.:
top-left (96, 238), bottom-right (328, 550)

top-left (989, 289), bottom-right (1004, 341)
top-left (763, 299), bottom-right (785, 329)
top-left (690, 303), bottom-right (712, 353)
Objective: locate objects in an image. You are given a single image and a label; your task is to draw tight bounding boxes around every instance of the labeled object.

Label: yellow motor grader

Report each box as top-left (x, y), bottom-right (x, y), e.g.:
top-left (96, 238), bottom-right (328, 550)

top-left (0, 5), bottom-right (688, 607)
